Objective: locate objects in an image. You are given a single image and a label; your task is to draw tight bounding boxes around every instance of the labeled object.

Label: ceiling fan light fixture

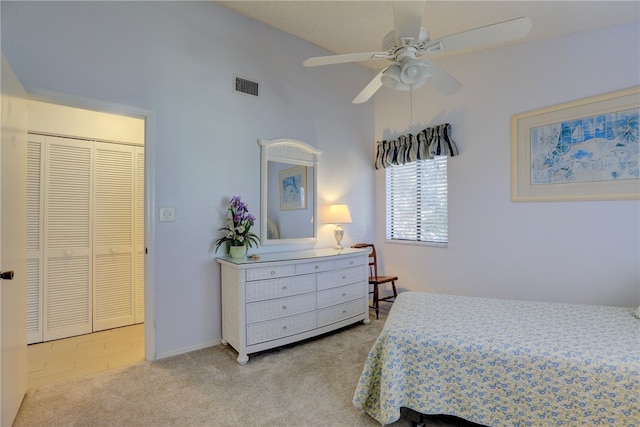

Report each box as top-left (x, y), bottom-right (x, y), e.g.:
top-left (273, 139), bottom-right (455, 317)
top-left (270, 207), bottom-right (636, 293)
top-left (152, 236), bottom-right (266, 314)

top-left (409, 77), bottom-right (429, 90)
top-left (380, 64), bottom-right (403, 89)
top-left (400, 58), bottom-right (429, 84)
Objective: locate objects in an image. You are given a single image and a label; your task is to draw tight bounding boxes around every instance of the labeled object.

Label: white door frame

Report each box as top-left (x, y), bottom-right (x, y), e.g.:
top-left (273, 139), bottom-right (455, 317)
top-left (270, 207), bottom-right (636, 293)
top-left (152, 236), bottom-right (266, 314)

top-left (27, 89), bottom-right (157, 361)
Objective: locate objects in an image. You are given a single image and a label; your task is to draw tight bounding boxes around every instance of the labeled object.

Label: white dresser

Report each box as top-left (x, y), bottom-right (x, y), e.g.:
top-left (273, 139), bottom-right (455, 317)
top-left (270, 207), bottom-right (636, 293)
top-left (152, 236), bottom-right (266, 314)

top-left (217, 248), bottom-right (370, 364)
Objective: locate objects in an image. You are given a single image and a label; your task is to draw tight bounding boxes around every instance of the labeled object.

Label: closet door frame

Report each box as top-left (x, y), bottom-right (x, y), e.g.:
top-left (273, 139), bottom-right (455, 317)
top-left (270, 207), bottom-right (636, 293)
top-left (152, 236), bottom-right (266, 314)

top-left (134, 146), bottom-right (145, 324)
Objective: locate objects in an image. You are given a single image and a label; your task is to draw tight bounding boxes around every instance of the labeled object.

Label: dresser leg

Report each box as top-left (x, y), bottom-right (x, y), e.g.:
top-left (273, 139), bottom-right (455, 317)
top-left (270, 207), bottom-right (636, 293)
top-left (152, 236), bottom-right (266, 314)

top-left (221, 338), bottom-right (228, 346)
top-left (363, 317), bottom-right (371, 325)
top-left (237, 354), bottom-right (249, 365)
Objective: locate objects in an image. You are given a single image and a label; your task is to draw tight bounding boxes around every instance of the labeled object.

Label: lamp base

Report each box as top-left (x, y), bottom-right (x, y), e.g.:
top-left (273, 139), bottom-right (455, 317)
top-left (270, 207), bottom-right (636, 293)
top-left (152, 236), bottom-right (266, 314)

top-left (334, 225), bottom-right (344, 250)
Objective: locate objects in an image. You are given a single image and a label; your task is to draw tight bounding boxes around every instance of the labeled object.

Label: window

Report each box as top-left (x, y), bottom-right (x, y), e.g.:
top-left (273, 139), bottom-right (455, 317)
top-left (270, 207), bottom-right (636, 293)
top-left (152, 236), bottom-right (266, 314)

top-left (385, 156), bottom-right (448, 246)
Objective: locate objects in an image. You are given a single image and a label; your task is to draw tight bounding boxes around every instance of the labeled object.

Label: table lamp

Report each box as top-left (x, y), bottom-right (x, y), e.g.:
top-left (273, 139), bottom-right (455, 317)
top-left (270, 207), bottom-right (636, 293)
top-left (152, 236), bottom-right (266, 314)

top-left (326, 204), bottom-right (352, 250)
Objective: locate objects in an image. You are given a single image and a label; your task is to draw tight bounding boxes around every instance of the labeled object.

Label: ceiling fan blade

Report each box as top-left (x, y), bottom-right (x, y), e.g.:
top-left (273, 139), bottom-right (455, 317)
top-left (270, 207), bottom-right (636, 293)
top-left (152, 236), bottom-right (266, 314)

top-left (425, 17), bottom-right (532, 55)
top-left (424, 61), bottom-right (462, 95)
top-left (392, 0), bottom-right (426, 44)
top-left (303, 51), bottom-right (389, 67)
top-left (352, 68), bottom-right (387, 104)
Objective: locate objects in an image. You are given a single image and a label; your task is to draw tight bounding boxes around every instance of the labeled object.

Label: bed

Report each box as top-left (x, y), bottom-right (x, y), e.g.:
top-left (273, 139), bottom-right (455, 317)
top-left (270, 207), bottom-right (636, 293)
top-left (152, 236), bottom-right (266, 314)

top-left (353, 292), bottom-right (640, 426)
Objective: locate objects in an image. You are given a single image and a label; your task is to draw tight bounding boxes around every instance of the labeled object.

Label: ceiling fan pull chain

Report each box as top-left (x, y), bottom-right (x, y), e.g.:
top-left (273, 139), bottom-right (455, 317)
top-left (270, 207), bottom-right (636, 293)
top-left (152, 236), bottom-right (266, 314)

top-left (410, 87), bottom-right (414, 128)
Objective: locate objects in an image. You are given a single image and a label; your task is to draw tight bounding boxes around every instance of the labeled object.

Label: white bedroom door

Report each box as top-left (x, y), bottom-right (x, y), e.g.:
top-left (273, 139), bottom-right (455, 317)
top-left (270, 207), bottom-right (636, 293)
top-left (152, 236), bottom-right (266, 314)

top-left (0, 54), bottom-right (28, 427)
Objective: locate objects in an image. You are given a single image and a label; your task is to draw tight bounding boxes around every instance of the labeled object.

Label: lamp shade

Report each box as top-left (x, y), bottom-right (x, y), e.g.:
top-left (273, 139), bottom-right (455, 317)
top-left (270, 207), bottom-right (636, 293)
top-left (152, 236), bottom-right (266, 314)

top-left (326, 204), bottom-right (352, 224)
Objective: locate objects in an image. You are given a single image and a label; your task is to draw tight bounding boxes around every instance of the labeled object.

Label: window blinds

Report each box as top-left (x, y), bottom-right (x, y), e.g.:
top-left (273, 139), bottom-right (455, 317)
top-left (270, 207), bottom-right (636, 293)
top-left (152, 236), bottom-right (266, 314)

top-left (385, 156), bottom-right (448, 246)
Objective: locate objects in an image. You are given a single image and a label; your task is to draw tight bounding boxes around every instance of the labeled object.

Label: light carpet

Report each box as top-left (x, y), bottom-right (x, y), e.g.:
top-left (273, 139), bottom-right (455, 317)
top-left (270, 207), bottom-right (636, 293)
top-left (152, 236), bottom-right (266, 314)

top-left (15, 305), bottom-right (476, 427)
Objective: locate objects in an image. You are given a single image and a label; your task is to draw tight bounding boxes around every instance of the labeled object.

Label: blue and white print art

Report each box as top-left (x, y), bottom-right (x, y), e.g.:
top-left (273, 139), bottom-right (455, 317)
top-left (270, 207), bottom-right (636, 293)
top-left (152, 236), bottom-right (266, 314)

top-left (530, 108), bottom-right (639, 185)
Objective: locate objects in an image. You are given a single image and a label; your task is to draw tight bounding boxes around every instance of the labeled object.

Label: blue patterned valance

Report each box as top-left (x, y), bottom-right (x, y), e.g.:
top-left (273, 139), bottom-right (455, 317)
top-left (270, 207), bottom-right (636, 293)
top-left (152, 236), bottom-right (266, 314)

top-left (374, 123), bottom-right (459, 169)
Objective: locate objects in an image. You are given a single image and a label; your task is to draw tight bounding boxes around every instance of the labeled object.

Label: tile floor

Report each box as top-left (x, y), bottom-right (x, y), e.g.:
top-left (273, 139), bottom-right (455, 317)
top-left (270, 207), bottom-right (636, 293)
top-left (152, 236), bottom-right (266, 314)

top-left (27, 324), bottom-right (145, 390)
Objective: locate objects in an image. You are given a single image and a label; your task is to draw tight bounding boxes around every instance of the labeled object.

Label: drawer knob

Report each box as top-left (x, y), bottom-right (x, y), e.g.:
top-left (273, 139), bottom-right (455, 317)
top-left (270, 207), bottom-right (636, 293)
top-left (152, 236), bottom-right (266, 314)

top-left (342, 310), bottom-right (347, 314)
top-left (342, 293), bottom-right (346, 297)
top-left (349, 261), bottom-right (353, 265)
top-left (282, 285), bottom-right (287, 290)
top-left (270, 271), bottom-right (276, 276)
top-left (314, 265), bottom-right (319, 270)
top-left (282, 306), bottom-right (287, 310)
top-left (342, 275), bottom-right (346, 279)
top-left (282, 326), bottom-right (287, 330)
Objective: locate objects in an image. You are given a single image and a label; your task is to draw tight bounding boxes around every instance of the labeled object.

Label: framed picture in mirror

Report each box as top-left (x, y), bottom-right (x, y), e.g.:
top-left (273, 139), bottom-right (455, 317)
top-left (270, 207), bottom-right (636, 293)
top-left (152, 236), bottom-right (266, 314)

top-left (279, 166), bottom-right (307, 210)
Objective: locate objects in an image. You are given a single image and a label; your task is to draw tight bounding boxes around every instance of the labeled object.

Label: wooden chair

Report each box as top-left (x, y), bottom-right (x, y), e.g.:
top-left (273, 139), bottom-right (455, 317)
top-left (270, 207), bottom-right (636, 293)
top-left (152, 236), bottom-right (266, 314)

top-left (351, 243), bottom-right (398, 319)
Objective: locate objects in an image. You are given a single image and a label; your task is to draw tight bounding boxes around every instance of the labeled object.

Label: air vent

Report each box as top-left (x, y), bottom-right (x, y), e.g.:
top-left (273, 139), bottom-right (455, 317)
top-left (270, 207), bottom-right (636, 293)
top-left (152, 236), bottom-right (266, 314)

top-left (234, 76), bottom-right (259, 97)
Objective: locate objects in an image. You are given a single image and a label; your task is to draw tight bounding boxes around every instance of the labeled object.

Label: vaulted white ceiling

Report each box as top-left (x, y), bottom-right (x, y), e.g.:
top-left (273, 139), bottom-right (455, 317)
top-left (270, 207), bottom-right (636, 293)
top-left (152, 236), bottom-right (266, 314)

top-left (217, 1), bottom-right (640, 71)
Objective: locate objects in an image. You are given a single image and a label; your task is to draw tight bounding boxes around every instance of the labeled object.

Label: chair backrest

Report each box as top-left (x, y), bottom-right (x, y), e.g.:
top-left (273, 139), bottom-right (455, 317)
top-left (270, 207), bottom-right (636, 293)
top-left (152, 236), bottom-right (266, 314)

top-left (351, 243), bottom-right (378, 279)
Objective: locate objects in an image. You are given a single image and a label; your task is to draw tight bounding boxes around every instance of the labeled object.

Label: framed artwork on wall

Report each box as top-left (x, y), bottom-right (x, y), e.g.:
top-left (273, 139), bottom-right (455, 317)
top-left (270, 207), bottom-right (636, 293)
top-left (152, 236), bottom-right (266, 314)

top-left (279, 165), bottom-right (307, 210)
top-left (511, 86), bottom-right (639, 201)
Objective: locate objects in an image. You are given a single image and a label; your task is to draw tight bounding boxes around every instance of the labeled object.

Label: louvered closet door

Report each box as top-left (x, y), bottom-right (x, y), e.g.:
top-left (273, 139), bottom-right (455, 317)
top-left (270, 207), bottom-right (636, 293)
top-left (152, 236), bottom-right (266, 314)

top-left (43, 136), bottom-right (93, 341)
top-left (26, 135), bottom-right (44, 344)
top-left (134, 147), bottom-right (144, 324)
top-left (93, 142), bottom-right (135, 331)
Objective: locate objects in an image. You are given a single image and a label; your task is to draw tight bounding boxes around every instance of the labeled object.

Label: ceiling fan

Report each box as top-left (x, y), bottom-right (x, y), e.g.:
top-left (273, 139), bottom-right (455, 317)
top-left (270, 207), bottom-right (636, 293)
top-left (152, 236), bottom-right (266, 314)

top-left (303, 1), bottom-right (532, 104)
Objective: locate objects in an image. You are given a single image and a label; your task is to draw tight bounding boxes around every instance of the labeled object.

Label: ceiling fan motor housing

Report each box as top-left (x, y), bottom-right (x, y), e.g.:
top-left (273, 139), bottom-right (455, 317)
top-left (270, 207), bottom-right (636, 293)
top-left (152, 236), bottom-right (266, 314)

top-left (382, 28), bottom-right (430, 54)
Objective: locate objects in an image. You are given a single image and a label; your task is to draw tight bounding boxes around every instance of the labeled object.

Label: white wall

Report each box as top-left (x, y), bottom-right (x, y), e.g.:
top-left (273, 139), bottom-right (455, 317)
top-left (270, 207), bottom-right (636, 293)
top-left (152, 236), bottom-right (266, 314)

top-left (27, 100), bottom-right (145, 145)
top-left (1, 2), bottom-right (375, 357)
top-left (374, 23), bottom-right (640, 307)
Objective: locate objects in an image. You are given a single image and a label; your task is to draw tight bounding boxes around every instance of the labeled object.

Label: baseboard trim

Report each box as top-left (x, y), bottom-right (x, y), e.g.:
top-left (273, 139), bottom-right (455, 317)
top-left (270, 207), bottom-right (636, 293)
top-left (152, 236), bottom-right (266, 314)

top-left (155, 339), bottom-right (221, 360)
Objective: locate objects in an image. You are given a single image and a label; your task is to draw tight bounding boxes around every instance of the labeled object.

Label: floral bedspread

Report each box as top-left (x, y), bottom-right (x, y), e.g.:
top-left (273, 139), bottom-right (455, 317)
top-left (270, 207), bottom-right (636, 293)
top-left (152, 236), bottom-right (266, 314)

top-left (353, 292), bottom-right (640, 426)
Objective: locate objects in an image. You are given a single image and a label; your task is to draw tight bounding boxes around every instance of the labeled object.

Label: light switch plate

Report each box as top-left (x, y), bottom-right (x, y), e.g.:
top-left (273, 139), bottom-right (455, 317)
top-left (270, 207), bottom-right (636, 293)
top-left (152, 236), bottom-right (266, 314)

top-left (159, 207), bottom-right (176, 222)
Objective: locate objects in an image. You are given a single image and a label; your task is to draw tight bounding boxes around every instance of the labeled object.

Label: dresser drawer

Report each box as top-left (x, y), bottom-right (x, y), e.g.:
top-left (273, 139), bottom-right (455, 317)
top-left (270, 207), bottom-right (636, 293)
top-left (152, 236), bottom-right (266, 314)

top-left (295, 260), bottom-right (334, 275)
top-left (246, 275), bottom-right (316, 303)
top-left (246, 265), bottom-right (296, 282)
top-left (247, 311), bottom-right (317, 346)
top-left (317, 298), bottom-right (365, 327)
top-left (317, 282), bottom-right (364, 309)
top-left (246, 293), bottom-right (316, 324)
top-left (316, 266), bottom-right (365, 291)
top-left (334, 256), bottom-right (365, 270)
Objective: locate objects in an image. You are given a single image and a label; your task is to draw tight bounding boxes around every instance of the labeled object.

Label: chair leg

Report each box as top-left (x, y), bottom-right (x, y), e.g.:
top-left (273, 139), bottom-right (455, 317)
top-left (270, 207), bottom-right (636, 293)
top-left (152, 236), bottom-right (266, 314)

top-left (391, 281), bottom-right (397, 299)
top-left (373, 284), bottom-right (379, 319)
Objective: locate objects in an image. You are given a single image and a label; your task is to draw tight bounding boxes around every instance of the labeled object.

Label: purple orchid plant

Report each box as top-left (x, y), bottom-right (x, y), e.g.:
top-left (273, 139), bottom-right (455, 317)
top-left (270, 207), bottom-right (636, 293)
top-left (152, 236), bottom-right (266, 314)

top-left (214, 196), bottom-right (260, 255)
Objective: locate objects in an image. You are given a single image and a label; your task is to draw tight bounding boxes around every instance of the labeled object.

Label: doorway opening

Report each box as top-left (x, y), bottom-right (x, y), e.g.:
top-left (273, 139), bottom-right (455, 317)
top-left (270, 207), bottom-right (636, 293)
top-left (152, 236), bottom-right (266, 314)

top-left (23, 98), bottom-right (153, 389)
